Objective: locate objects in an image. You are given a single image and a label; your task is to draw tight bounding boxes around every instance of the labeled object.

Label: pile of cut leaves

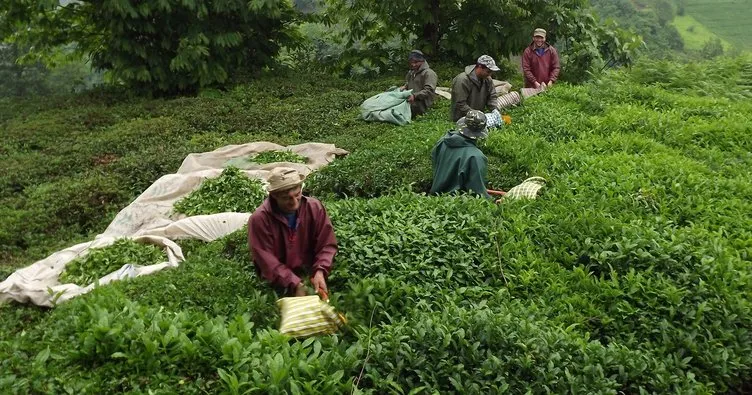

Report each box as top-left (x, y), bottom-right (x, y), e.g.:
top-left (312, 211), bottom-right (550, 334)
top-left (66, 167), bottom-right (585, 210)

top-left (250, 150), bottom-right (307, 164)
top-left (59, 239), bottom-right (165, 285)
top-left (173, 167), bottom-right (267, 216)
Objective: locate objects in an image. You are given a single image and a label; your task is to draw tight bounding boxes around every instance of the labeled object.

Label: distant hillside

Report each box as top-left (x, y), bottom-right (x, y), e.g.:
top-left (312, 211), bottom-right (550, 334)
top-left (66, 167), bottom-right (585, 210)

top-left (592, 0), bottom-right (751, 53)
top-left (684, 0), bottom-right (752, 50)
top-left (590, 0), bottom-right (684, 54)
top-left (672, 14), bottom-right (731, 51)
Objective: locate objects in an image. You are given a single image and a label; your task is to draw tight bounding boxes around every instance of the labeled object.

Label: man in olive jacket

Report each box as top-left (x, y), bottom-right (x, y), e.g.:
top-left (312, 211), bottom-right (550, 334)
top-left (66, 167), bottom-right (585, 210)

top-left (430, 110), bottom-right (492, 199)
top-left (450, 55), bottom-right (500, 122)
top-left (401, 50), bottom-right (437, 117)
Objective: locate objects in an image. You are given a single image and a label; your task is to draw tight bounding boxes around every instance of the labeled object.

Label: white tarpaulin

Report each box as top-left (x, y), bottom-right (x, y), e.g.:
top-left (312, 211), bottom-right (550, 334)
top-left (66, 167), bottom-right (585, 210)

top-left (0, 142), bottom-right (348, 307)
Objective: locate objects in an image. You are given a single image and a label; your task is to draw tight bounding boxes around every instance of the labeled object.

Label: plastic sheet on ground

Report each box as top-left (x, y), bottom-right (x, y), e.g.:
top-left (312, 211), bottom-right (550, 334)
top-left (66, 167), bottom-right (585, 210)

top-left (0, 142), bottom-right (348, 307)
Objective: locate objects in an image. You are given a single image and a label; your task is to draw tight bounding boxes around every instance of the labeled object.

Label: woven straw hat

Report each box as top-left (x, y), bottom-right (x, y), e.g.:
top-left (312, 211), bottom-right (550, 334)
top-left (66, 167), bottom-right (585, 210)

top-left (267, 167), bottom-right (305, 193)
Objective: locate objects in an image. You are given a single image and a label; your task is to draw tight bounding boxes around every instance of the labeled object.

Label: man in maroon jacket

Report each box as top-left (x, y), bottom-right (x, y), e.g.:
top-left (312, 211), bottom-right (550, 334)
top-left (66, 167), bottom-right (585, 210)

top-left (248, 167), bottom-right (337, 297)
top-left (521, 28), bottom-right (561, 89)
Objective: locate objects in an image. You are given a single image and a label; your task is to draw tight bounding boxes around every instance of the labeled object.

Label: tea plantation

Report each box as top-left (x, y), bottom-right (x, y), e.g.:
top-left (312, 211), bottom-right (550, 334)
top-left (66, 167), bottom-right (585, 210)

top-left (1, 56), bottom-right (751, 393)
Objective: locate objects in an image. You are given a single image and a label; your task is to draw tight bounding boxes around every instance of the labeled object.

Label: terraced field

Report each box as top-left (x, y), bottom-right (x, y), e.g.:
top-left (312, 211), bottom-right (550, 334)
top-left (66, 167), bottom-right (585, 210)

top-left (685, 0), bottom-right (752, 50)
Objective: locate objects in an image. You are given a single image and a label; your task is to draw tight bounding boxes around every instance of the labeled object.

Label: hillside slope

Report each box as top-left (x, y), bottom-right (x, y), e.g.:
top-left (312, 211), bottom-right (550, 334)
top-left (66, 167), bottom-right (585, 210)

top-left (685, 0), bottom-right (752, 50)
top-left (1, 56), bottom-right (751, 392)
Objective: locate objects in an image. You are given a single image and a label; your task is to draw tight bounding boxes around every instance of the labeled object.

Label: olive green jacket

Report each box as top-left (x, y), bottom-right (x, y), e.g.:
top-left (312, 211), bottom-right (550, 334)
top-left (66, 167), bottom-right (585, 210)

top-left (450, 65), bottom-right (498, 122)
top-left (405, 61), bottom-right (438, 116)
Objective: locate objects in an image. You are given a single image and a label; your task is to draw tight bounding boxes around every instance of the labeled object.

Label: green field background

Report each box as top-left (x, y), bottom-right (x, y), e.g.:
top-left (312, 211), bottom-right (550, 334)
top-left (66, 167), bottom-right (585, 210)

top-left (684, 0), bottom-right (752, 50)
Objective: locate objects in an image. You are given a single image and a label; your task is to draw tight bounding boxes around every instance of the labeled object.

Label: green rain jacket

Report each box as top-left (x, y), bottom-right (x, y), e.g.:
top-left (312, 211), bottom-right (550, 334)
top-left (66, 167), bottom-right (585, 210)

top-left (405, 61), bottom-right (438, 116)
top-left (430, 131), bottom-right (491, 199)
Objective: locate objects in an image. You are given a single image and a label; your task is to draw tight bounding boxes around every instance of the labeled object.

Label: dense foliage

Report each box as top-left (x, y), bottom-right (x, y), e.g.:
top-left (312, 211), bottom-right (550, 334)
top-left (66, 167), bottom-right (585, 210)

top-left (591, 0), bottom-right (685, 55)
top-left (1, 55), bottom-right (752, 392)
top-left (1, 0), bottom-right (299, 93)
top-left (173, 167), bottom-right (267, 216)
top-left (323, 0), bottom-right (643, 79)
top-left (0, 44), bottom-right (101, 97)
top-left (59, 239), bottom-right (165, 285)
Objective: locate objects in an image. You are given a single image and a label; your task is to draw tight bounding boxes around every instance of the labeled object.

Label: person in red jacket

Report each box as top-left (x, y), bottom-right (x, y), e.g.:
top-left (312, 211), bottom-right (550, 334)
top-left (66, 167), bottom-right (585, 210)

top-left (521, 28), bottom-right (561, 89)
top-left (248, 167), bottom-right (337, 297)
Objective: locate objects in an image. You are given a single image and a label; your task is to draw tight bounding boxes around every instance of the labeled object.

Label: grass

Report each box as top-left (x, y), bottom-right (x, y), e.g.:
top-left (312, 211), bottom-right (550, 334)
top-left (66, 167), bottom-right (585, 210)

top-left (672, 14), bottom-right (732, 51)
top-left (685, 0), bottom-right (752, 50)
top-left (1, 56), bottom-right (752, 392)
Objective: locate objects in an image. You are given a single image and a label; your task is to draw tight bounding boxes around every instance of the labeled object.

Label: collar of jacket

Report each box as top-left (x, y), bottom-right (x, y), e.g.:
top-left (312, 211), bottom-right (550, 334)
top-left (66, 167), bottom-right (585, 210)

top-left (528, 42), bottom-right (551, 51)
top-left (464, 65), bottom-right (486, 87)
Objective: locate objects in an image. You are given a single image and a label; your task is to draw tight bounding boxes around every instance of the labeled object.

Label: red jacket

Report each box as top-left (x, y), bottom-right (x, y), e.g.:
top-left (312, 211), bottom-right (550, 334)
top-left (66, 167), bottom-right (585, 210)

top-left (248, 196), bottom-right (337, 290)
top-left (521, 43), bottom-right (561, 88)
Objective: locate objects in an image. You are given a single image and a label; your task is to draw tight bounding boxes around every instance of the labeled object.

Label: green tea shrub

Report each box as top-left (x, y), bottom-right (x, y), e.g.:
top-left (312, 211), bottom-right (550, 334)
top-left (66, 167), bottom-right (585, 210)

top-left (113, 229), bottom-right (278, 322)
top-left (0, 265), bottom-right (14, 282)
top-left (3, 57), bottom-right (752, 393)
top-left (326, 192), bottom-right (499, 289)
top-left (361, 303), bottom-right (709, 393)
top-left (173, 167), bottom-right (267, 216)
top-left (26, 288), bottom-right (359, 393)
top-left (0, 171), bottom-right (132, 261)
top-left (307, 145), bottom-right (434, 197)
top-left (306, 118), bottom-right (450, 198)
top-left (60, 239), bottom-right (165, 285)
top-left (23, 172), bottom-right (129, 231)
top-left (620, 55), bottom-right (752, 99)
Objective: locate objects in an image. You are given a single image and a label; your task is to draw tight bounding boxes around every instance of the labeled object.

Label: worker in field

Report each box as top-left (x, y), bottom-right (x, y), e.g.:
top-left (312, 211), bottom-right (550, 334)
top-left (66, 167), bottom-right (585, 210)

top-left (522, 28), bottom-right (561, 89)
top-left (400, 49), bottom-right (438, 118)
top-left (248, 167), bottom-right (337, 297)
top-left (450, 55), bottom-right (500, 122)
top-left (430, 110), bottom-right (493, 199)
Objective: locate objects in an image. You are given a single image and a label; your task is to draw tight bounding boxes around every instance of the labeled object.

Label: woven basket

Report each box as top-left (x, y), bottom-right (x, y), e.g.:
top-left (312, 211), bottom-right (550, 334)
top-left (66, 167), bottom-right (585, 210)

top-left (497, 91), bottom-right (521, 109)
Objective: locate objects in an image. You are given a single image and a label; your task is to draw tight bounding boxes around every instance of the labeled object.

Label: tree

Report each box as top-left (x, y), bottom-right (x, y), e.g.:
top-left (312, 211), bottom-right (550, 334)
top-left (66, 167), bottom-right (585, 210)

top-left (555, 10), bottom-right (645, 83)
top-left (0, 44), bottom-right (49, 97)
top-left (325, 0), bottom-right (553, 59)
top-left (1, 0), bottom-right (300, 93)
top-left (325, 0), bottom-right (643, 79)
top-left (700, 38), bottom-right (724, 59)
top-left (654, 0), bottom-right (675, 26)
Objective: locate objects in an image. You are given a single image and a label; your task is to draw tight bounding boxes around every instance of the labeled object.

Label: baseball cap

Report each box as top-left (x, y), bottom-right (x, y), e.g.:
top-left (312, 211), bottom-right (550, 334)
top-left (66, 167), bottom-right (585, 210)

top-left (476, 55), bottom-right (500, 72)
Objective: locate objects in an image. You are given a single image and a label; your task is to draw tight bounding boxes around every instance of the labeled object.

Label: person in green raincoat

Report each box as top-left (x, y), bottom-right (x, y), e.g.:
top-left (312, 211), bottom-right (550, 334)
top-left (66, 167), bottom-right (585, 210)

top-left (430, 110), bottom-right (492, 199)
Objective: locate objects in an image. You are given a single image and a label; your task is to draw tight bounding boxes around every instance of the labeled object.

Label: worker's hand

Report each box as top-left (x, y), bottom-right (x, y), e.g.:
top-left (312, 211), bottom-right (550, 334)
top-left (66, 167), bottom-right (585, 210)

top-left (311, 270), bottom-right (328, 295)
top-left (547, 81), bottom-right (554, 88)
top-left (534, 81), bottom-right (541, 89)
top-left (407, 95), bottom-right (415, 103)
top-left (294, 283), bottom-right (307, 297)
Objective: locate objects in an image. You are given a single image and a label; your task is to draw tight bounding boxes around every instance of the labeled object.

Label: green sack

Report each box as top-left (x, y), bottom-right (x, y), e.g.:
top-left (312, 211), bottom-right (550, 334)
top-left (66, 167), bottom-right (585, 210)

top-left (360, 88), bottom-right (413, 126)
